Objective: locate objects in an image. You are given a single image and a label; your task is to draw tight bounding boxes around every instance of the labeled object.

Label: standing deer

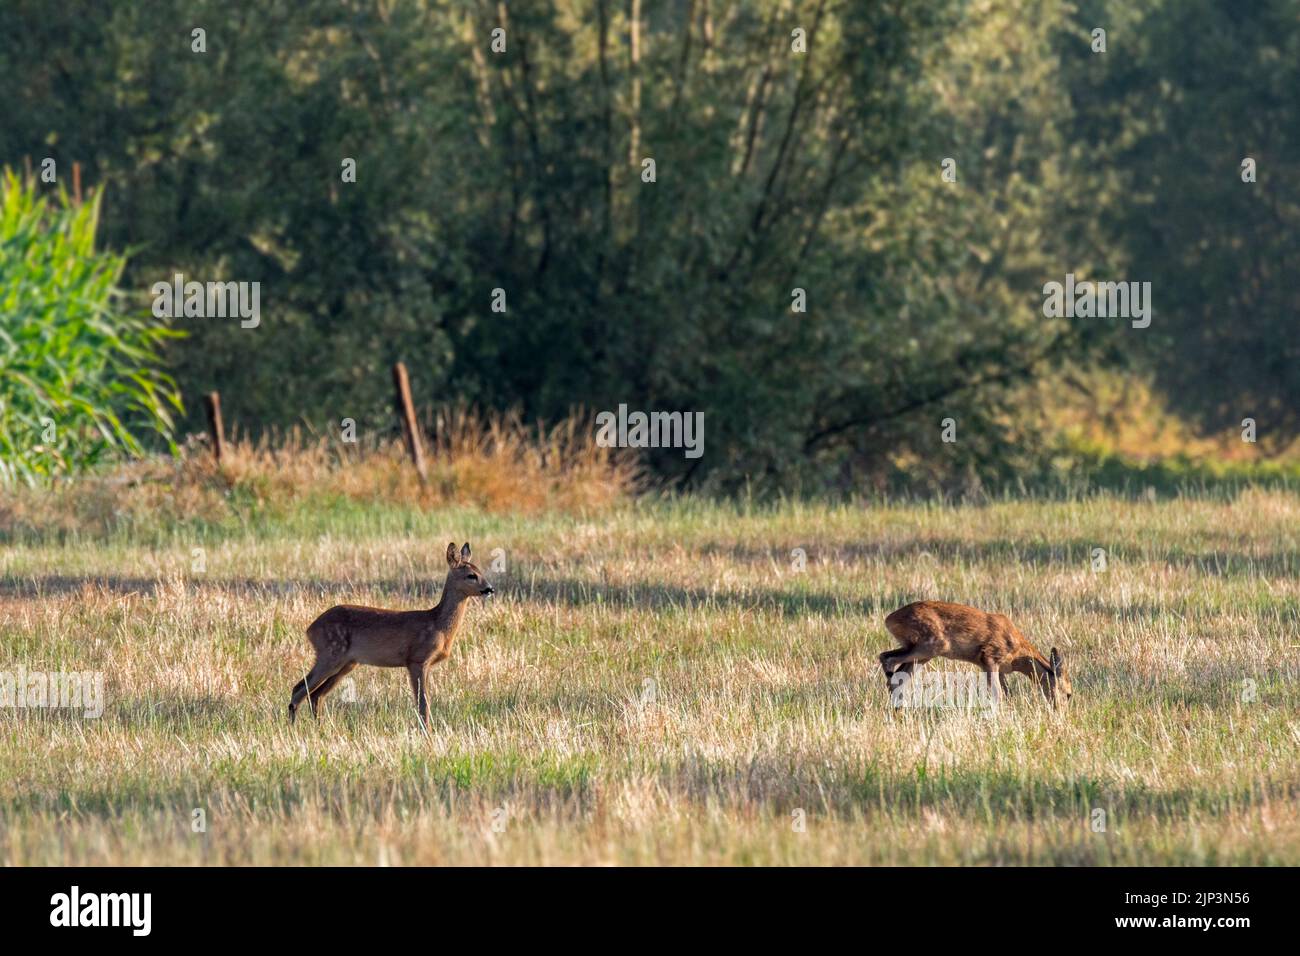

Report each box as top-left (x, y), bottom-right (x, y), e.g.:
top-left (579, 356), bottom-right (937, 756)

top-left (289, 542), bottom-right (494, 724)
top-left (879, 601), bottom-right (1072, 709)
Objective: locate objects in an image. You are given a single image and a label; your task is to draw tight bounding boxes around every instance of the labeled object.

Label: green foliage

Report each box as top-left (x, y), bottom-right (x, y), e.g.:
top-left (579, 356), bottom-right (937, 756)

top-left (2, 0), bottom-right (1291, 489)
top-left (0, 170), bottom-right (182, 481)
top-left (1040, 434), bottom-right (1300, 498)
top-left (1063, 0), bottom-right (1300, 442)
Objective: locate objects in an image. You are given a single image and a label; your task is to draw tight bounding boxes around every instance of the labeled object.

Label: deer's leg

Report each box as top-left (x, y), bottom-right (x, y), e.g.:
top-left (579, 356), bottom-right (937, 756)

top-left (883, 644), bottom-right (936, 672)
top-left (880, 648), bottom-right (908, 695)
top-left (288, 671), bottom-right (315, 723)
top-left (879, 646), bottom-right (913, 676)
top-left (978, 654), bottom-right (1002, 708)
top-left (289, 658), bottom-right (343, 722)
top-left (885, 659), bottom-right (915, 707)
top-left (998, 672), bottom-right (1010, 695)
top-left (407, 663), bottom-right (430, 726)
top-left (310, 662), bottom-right (357, 719)
top-left (882, 646), bottom-right (936, 706)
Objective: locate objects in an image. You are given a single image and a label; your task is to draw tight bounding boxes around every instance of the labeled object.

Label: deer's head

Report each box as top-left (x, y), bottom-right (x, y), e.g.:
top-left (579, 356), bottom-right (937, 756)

top-left (1036, 647), bottom-right (1073, 709)
top-left (444, 542), bottom-right (495, 599)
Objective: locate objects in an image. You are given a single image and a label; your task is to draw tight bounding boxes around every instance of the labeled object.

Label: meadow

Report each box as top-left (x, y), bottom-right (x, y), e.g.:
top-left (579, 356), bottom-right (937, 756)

top-left (2, 482), bottom-right (1298, 865)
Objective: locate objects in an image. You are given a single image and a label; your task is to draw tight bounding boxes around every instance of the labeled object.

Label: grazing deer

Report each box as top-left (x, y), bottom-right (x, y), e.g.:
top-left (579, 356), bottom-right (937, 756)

top-left (289, 542), bottom-right (494, 725)
top-left (879, 601), bottom-right (1072, 708)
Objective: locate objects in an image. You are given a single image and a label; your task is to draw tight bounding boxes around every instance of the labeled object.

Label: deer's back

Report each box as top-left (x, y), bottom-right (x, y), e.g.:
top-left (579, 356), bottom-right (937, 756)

top-left (309, 604), bottom-right (426, 632)
top-left (885, 600), bottom-right (1023, 663)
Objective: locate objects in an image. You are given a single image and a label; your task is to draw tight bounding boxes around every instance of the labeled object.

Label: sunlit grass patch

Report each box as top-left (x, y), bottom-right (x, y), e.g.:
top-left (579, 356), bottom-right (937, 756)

top-left (1, 493), bottom-right (1297, 863)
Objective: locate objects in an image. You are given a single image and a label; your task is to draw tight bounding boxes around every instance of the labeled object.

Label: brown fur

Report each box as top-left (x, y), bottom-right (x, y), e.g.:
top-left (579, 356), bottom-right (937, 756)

top-left (879, 600), bottom-right (1072, 708)
top-left (289, 542), bottom-right (494, 725)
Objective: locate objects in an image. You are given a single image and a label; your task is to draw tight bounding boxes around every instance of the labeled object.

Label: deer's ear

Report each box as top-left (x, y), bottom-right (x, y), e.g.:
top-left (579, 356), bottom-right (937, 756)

top-left (1050, 647), bottom-right (1063, 674)
top-left (461, 542), bottom-right (472, 562)
top-left (446, 542), bottom-right (459, 567)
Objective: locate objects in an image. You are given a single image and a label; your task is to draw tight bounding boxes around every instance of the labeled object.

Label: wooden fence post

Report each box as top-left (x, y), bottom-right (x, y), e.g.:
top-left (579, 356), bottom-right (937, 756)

top-left (72, 161), bottom-right (82, 205)
top-left (203, 392), bottom-right (225, 463)
top-left (392, 362), bottom-right (427, 482)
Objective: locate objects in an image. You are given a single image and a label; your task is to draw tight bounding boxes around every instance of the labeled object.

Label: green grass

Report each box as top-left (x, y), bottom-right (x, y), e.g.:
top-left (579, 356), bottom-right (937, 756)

top-left (1, 491), bottom-right (1298, 864)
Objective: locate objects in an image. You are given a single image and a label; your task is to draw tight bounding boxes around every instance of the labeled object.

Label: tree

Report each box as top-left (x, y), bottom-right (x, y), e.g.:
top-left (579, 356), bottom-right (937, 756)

top-left (0, 0), bottom-right (1130, 489)
top-left (1063, 0), bottom-right (1300, 447)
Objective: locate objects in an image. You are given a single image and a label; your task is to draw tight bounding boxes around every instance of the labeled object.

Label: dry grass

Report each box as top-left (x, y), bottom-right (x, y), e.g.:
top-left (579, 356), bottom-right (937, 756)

top-left (0, 406), bottom-right (639, 540)
top-left (1, 489), bottom-right (1298, 864)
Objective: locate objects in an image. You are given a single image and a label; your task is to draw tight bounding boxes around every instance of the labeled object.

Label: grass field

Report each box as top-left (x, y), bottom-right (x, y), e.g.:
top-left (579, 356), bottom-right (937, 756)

top-left (2, 491), bottom-right (1298, 865)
